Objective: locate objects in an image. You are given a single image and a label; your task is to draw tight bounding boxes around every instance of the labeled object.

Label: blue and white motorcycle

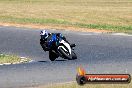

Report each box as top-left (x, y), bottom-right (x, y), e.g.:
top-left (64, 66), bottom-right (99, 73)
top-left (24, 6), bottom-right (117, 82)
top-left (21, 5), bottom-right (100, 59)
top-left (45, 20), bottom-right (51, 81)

top-left (48, 34), bottom-right (77, 61)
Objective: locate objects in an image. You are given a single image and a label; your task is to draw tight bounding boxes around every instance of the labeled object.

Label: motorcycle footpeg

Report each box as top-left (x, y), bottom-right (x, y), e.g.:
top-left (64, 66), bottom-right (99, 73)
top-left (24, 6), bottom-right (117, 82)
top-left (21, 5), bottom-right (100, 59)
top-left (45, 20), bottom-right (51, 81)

top-left (70, 44), bottom-right (76, 47)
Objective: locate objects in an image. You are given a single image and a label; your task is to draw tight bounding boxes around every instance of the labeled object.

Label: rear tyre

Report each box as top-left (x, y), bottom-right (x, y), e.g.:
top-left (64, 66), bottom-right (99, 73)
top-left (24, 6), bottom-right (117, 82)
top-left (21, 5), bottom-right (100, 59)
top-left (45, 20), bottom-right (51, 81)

top-left (49, 51), bottom-right (57, 61)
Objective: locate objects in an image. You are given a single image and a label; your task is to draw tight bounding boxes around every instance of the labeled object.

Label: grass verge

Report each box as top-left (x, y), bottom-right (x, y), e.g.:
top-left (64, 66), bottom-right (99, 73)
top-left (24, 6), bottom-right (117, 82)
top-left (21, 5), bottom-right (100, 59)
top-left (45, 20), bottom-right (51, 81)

top-left (1, 16), bottom-right (132, 33)
top-left (31, 82), bottom-right (132, 88)
top-left (0, 54), bottom-right (31, 64)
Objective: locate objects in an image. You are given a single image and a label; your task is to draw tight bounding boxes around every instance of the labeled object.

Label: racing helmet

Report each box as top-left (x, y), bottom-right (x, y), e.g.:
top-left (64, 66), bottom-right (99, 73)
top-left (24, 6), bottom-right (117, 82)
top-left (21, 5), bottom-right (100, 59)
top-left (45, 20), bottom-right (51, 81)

top-left (40, 30), bottom-right (48, 39)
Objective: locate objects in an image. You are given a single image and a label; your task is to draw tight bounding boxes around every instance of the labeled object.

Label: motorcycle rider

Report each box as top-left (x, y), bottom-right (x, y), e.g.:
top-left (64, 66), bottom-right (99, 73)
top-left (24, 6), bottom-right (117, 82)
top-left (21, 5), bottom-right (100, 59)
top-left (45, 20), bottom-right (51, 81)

top-left (40, 30), bottom-right (75, 52)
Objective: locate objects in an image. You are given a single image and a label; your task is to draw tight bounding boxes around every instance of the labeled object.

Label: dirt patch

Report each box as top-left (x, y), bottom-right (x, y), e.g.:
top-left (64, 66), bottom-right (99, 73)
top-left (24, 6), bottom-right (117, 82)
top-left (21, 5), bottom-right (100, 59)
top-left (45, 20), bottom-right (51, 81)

top-left (0, 22), bottom-right (112, 33)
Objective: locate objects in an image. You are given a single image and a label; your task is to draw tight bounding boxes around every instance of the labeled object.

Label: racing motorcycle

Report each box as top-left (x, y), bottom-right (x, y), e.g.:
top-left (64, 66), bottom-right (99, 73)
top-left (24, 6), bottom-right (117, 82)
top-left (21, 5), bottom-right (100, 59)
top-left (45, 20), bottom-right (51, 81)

top-left (47, 34), bottom-right (77, 61)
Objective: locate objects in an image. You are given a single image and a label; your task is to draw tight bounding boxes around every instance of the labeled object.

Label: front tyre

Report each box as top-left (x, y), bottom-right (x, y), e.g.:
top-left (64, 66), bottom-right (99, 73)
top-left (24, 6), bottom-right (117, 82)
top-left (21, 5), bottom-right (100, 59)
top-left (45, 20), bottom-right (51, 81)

top-left (58, 47), bottom-right (72, 60)
top-left (72, 51), bottom-right (77, 59)
top-left (49, 51), bottom-right (57, 61)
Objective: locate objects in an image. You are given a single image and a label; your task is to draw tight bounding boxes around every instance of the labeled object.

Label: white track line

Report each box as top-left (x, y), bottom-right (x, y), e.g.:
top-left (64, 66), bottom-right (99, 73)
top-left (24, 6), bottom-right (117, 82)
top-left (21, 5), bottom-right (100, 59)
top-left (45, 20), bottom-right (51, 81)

top-left (111, 33), bottom-right (132, 36)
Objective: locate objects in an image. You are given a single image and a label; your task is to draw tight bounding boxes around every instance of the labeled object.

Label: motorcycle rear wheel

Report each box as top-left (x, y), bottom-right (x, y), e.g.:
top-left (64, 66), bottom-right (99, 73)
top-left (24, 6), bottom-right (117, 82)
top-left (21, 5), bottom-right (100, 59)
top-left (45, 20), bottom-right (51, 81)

top-left (49, 51), bottom-right (57, 61)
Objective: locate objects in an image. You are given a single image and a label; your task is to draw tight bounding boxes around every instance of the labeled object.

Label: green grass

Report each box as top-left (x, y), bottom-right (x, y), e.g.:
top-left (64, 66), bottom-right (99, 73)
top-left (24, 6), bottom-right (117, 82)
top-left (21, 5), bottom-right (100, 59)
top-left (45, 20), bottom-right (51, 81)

top-left (1, 16), bottom-right (132, 33)
top-left (35, 82), bottom-right (132, 88)
top-left (0, 0), bottom-right (132, 32)
top-left (0, 16), bottom-right (70, 25)
top-left (0, 54), bottom-right (30, 64)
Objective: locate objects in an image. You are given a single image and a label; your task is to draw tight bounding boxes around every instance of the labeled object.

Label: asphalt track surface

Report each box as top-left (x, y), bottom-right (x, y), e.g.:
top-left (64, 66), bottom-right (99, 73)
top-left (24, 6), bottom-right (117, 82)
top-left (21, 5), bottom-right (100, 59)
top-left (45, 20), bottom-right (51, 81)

top-left (0, 26), bottom-right (132, 88)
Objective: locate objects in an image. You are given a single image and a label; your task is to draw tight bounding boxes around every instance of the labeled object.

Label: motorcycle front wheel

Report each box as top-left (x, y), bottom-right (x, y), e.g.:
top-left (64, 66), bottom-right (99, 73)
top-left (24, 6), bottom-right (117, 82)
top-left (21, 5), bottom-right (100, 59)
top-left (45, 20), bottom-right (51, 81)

top-left (58, 47), bottom-right (72, 60)
top-left (72, 51), bottom-right (77, 59)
